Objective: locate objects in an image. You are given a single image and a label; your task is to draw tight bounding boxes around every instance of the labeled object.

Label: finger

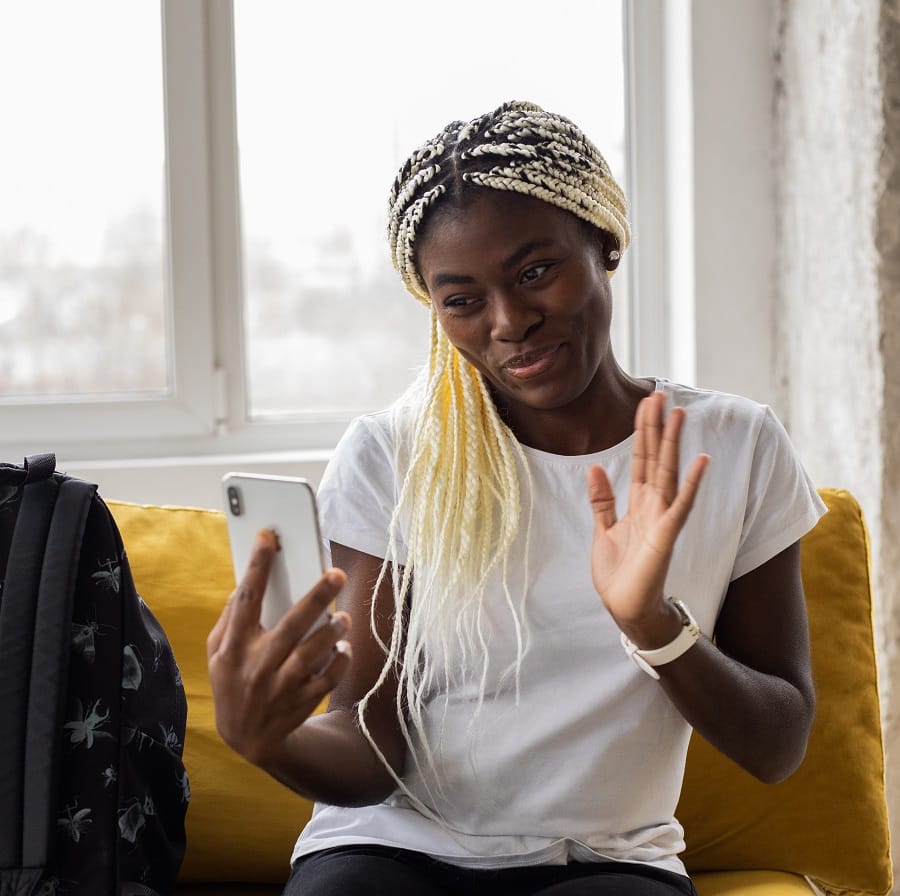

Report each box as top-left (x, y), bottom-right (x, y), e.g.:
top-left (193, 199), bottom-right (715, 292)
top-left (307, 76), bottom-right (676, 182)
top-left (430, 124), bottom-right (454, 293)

top-left (314, 638), bottom-right (353, 691)
top-left (656, 406), bottom-right (686, 503)
top-left (206, 594), bottom-right (234, 658)
top-left (280, 638), bottom-right (353, 707)
top-left (275, 610), bottom-right (351, 681)
top-left (586, 465), bottom-right (617, 531)
top-left (666, 453), bottom-right (710, 531)
top-left (261, 569), bottom-right (347, 671)
top-left (642, 393), bottom-right (664, 483)
top-left (220, 529), bottom-right (278, 649)
top-left (631, 397), bottom-right (647, 485)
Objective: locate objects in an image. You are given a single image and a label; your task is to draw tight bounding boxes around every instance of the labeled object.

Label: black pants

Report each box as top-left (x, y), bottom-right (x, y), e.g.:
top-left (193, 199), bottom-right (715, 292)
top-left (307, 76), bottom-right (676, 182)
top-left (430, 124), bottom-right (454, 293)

top-left (285, 846), bottom-right (699, 895)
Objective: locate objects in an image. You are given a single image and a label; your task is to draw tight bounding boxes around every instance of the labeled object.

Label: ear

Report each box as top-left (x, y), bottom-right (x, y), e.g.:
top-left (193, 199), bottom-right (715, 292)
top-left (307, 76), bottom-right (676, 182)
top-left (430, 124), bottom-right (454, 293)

top-left (599, 231), bottom-right (621, 272)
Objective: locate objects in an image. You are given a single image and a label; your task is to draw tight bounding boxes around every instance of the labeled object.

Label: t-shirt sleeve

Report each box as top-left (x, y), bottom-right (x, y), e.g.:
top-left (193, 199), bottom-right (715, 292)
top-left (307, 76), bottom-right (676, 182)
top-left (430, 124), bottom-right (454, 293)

top-left (732, 406), bottom-right (827, 580)
top-left (315, 415), bottom-right (406, 565)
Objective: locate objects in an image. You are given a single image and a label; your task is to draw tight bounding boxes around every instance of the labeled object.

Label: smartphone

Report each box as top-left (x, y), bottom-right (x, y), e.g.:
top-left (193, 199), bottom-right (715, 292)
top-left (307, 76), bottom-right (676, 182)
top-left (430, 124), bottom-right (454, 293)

top-left (222, 473), bottom-right (330, 634)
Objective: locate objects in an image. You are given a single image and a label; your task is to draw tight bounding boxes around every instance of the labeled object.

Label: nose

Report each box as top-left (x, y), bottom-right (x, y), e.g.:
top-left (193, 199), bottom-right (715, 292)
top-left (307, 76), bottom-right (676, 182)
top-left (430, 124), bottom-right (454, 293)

top-left (490, 290), bottom-right (543, 343)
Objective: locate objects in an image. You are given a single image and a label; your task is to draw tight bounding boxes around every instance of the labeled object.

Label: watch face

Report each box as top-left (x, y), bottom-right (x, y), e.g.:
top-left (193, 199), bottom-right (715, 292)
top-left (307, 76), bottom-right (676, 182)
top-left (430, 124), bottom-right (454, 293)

top-left (669, 598), bottom-right (701, 637)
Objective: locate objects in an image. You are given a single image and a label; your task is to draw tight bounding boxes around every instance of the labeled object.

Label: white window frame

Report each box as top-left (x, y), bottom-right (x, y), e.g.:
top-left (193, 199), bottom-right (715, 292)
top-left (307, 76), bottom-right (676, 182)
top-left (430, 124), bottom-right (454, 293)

top-left (625, 0), bottom-right (695, 384)
top-left (5, 0), bottom-right (762, 475)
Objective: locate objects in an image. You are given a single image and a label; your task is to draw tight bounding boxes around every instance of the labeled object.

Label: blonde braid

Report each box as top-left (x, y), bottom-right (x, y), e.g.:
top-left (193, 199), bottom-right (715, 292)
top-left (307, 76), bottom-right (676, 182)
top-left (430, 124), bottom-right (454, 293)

top-left (358, 101), bottom-right (627, 813)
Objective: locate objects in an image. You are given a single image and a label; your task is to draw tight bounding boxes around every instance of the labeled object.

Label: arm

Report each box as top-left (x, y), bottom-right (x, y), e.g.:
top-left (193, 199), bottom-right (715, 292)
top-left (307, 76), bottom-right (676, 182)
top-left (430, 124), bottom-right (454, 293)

top-left (207, 532), bottom-right (405, 806)
top-left (654, 542), bottom-right (815, 782)
top-left (588, 392), bottom-right (815, 783)
top-left (311, 541), bottom-right (408, 805)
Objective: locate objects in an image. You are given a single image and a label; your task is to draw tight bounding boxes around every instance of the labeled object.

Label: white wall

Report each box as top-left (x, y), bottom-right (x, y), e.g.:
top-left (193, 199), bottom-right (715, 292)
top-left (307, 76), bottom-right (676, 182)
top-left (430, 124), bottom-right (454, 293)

top-left (774, 0), bottom-right (899, 886)
top-left (690, 1), bottom-right (778, 409)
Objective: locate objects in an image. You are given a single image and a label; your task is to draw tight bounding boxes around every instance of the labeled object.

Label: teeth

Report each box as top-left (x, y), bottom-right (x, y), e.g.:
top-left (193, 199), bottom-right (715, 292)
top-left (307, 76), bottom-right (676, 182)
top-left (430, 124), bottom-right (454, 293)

top-left (507, 347), bottom-right (553, 368)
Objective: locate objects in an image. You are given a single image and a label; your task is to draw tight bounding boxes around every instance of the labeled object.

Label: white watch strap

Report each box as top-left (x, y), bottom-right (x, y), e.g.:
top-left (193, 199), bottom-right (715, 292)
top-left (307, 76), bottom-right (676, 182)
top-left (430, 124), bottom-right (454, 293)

top-left (620, 598), bottom-right (701, 680)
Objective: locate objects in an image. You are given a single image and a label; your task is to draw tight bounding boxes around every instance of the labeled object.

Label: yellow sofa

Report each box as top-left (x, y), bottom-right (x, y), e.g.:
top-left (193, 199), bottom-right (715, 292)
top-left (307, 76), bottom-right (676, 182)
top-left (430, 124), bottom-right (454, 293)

top-left (109, 489), bottom-right (892, 896)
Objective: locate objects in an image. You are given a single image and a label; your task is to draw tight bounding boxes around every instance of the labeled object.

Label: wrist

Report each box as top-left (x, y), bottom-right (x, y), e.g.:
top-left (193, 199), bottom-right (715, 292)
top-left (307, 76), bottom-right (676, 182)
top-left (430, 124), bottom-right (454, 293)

top-left (620, 598), bottom-right (702, 680)
top-left (616, 599), bottom-right (684, 650)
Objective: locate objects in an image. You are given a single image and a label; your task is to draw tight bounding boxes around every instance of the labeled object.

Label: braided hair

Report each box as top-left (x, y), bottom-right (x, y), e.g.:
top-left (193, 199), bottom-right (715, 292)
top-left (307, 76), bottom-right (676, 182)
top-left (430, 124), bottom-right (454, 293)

top-left (389, 100), bottom-right (630, 304)
top-left (358, 101), bottom-right (630, 812)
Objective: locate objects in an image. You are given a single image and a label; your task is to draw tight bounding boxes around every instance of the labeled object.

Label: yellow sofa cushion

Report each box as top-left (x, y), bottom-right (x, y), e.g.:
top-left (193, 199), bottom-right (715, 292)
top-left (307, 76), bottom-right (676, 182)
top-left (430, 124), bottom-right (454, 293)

top-left (677, 489), bottom-right (892, 895)
top-left (693, 870), bottom-right (815, 895)
top-left (109, 501), bottom-right (316, 885)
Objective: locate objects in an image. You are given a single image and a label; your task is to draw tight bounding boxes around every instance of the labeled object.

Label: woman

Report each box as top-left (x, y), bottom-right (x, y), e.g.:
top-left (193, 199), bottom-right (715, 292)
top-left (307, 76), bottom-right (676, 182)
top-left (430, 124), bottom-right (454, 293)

top-left (208, 101), bottom-right (825, 895)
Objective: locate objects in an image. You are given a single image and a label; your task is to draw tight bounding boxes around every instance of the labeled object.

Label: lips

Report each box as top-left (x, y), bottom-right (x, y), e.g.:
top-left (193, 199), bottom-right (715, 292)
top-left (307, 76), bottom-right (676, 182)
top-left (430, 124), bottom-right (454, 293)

top-left (501, 344), bottom-right (562, 379)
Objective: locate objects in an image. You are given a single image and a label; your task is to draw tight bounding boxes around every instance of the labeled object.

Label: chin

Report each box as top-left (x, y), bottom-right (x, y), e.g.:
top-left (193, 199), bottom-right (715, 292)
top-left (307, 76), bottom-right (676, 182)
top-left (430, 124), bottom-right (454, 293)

top-left (495, 381), bottom-right (584, 415)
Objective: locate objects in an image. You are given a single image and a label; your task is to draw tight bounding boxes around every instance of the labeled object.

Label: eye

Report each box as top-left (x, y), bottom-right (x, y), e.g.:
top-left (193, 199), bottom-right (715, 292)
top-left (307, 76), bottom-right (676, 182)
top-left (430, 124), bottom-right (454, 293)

top-left (441, 294), bottom-right (477, 310)
top-left (520, 263), bottom-right (551, 284)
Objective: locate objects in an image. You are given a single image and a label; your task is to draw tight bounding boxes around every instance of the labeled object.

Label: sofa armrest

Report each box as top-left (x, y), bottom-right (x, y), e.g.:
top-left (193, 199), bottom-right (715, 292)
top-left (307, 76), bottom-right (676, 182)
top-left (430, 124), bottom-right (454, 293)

top-left (677, 490), bottom-right (892, 895)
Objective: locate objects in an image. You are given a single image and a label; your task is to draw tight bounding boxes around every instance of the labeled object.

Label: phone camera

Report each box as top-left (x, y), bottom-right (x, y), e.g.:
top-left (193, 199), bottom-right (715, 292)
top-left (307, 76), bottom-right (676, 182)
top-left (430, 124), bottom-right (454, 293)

top-left (227, 485), bottom-right (242, 516)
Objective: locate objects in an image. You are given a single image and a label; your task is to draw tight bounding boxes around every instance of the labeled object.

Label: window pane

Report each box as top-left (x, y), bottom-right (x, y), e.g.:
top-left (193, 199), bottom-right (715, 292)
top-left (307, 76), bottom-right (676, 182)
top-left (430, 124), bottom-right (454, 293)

top-left (0, 2), bottom-right (168, 401)
top-left (234, 0), bottom-right (627, 419)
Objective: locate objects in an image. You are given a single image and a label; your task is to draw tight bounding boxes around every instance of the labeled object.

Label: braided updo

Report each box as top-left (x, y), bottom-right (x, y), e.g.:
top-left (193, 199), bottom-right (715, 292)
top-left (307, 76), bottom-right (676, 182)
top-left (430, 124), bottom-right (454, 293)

top-left (387, 100), bottom-right (630, 305)
top-left (358, 103), bottom-right (630, 815)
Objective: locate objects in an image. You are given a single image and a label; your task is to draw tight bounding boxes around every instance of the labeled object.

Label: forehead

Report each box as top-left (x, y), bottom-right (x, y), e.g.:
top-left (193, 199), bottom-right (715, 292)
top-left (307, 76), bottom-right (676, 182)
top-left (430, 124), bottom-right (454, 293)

top-left (417, 190), bottom-right (590, 275)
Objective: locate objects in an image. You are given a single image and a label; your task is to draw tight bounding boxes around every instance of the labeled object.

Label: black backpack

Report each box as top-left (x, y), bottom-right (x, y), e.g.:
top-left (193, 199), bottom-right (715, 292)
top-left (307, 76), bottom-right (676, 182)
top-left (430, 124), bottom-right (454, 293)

top-left (0, 454), bottom-right (189, 896)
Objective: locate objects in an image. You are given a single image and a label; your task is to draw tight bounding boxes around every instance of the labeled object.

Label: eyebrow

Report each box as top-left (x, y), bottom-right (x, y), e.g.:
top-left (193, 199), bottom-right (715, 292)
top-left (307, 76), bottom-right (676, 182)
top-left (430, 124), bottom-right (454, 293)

top-left (429, 240), bottom-right (556, 290)
top-left (431, 272), bottom-right (476, 289)
top-left (502, 239), bottom-right (554, 270)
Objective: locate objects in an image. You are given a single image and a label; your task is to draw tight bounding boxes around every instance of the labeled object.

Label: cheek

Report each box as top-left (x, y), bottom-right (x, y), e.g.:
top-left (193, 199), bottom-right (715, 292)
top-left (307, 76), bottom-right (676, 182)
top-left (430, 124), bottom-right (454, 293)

top-left (449, 340), bottom-right (489, 374)
top-left (570, 285), bottom-right (613, 354)
top-left (435, 317), bottom-right (499, 380)
top-left (581, 274), bottom-right (613, 323)
top-left (435, 312), bottom-right (482, 353)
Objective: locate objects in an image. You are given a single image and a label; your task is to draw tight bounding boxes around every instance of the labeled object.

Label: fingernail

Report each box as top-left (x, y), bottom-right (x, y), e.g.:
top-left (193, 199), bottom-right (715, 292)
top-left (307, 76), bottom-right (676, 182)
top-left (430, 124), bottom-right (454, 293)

top-left (256, 529), bottom-right (279, 550)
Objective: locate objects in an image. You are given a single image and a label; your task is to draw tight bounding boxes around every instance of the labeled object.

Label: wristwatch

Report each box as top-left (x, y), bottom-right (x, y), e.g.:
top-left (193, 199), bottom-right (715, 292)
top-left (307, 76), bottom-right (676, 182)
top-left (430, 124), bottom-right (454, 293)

top-left (620, 598), bottom-right (702, 680)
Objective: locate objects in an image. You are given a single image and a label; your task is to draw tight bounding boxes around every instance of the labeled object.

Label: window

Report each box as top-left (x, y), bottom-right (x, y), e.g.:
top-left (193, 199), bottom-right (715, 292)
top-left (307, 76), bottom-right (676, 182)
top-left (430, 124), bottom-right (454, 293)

top-left (0, 3), bottom-right (168, 401)
top-left (231, 1), bottom-right (628, 421)
top-left (2, 0), bottom-right (630, 461)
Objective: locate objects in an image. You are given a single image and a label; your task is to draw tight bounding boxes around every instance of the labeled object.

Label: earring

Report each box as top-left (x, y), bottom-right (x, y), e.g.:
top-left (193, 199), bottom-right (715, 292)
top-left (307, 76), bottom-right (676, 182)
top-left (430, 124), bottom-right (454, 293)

top-left (608, 249), bottom-right (620, 263)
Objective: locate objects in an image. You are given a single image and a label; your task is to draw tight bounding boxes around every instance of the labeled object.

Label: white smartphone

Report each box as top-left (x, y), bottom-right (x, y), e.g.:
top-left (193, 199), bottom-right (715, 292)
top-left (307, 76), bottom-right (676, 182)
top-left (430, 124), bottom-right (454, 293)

top-left (222, 472), bottom-right (330, 634)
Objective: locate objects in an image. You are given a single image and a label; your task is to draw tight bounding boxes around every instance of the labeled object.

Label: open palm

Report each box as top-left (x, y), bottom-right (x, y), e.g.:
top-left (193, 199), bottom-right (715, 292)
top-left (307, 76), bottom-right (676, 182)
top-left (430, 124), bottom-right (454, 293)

top-left (587, 393), bottom-right (709, 628)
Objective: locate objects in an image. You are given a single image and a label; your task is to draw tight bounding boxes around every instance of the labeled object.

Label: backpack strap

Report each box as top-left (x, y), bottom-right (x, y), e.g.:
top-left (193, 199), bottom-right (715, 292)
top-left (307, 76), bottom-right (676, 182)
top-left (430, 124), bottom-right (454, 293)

top-left (0, 471), bottom-right (95, 874)
top-left (0, 476), bottom-right (58, 869)
top-left (0, 454), bottom-right (56, 490)
top-left (22, 478), bottom-right (96, 870)
top-left (23, 454), bottom-right (56, 484)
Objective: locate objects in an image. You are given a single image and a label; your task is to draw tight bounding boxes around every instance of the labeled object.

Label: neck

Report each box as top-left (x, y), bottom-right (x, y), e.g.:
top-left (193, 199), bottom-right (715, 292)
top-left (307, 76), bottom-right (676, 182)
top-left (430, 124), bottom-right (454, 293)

top-left (497, 368), bottom-right (655, 456)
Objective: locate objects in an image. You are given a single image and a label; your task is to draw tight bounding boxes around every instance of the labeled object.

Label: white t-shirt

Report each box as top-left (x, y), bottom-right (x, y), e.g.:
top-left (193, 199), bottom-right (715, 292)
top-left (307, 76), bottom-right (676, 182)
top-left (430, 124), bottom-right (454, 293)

top-left (292, 379), bottom-right (826, 875)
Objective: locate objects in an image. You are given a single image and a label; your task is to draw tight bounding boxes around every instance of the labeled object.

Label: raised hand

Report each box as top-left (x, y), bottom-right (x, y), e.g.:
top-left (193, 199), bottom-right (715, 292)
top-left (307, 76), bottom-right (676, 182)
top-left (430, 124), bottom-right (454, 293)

top-left (207, 529), bottom-right (352, 768)
top-left (587, 392), bottom-right (708, 641)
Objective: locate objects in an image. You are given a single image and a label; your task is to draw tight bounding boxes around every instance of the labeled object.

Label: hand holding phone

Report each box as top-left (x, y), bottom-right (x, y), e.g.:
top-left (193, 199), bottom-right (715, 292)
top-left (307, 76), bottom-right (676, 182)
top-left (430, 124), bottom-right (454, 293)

top-left (222, 473), bottom-right (330, 635)
top-left (207, 509), bottom-right (351, 774)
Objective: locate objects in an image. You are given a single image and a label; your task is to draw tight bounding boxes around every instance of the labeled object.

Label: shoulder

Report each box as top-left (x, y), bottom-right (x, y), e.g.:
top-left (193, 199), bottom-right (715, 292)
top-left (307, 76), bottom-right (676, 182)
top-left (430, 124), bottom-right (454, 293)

top-left (657, 379), bottom-right (766, 422)
top-left (340, 409), bottom-right (395, 454)
top-left (654, 379), bottom-right (771, 447)
top-left (335, 394), bottom-right (420, 459)
top-left (654, 380), bottom-right (818, 511)
top-left (325, 392), bottom-right (424, 489)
